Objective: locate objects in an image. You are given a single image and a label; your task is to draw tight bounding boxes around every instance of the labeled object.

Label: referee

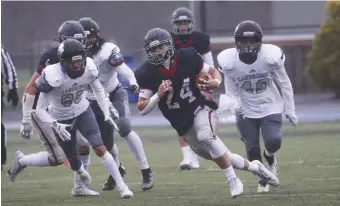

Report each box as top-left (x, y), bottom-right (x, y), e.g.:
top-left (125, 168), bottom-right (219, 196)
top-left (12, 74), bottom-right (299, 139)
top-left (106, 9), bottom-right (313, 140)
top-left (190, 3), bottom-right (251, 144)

top-left (1, 45), bottom-right (19, 169)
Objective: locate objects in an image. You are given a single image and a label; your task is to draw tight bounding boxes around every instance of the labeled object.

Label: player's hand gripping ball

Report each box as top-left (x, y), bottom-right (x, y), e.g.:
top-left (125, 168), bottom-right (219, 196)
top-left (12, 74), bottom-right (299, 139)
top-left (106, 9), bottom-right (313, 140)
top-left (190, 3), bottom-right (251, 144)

top-left (196, 72), bottom-right (212, 91)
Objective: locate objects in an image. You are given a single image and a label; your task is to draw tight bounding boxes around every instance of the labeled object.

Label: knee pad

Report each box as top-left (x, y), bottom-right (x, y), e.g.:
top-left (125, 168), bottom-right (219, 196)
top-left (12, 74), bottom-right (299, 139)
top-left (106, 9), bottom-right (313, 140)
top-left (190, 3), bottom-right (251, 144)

top-left (247, 147), bottom-right (262, 162)
top-left (202, 138), bottom-right (226, 159)
top-left (116, 117), bottom-right (132, 137)
top-left (265, 138), bottom-right (282, 153)
top-left (78, 144), bottom-right (90, 156)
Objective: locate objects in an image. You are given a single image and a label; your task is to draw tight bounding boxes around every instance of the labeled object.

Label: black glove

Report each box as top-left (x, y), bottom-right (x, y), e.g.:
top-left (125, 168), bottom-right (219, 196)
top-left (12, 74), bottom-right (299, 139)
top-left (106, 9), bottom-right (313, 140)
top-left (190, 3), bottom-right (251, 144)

top-left (124, 85), bottom-right (140, 94)
top-left (7, 88), bottom-right (19, 106)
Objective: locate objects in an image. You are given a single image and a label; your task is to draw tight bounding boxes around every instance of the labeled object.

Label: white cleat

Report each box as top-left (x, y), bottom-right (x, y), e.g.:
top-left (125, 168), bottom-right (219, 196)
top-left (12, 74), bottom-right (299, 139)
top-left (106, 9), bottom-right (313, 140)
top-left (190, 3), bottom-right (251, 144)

top-left (71, 186), bottom-right (100, 197)
top-left (252, 160), bottom-right (279, 187)
top-left (8, 151), bottom-right (26, 182)
top-left (228, 177), bottom-right (244, 198)
top-left (257, 183), bottom-right (270, 193)
top-left (79, 171), bottom-right (91, 187)
top-left (179, 158), bottom-right (192, 170)
top-left (190, 160), bottom-right (200, 169)
top-left (117, 184), bottom-right (134, 199)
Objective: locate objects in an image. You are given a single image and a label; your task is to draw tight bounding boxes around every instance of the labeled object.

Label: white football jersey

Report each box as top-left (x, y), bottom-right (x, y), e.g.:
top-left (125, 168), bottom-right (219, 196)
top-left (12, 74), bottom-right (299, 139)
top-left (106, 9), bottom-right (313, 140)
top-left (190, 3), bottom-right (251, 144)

top-left (42, 57), bottom-right (98, 121)
top-left (86, 42), bottom-right (120, 100)
top-left (217, 44), bottom-right (295, 118)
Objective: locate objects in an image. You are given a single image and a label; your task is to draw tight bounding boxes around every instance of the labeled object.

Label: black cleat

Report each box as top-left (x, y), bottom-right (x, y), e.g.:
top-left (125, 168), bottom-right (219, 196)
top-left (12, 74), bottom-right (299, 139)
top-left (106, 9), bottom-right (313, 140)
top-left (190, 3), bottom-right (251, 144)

top-left (141, 168), bottom-right (154, 191)
top-left (102, 163), bottom-right (127, 191)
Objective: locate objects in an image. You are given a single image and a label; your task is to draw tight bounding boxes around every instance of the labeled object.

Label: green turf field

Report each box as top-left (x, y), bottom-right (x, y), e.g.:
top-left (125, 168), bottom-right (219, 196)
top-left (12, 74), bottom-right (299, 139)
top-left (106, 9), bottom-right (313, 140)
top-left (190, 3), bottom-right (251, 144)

top-left (2, 122), bottom-right (340, 206)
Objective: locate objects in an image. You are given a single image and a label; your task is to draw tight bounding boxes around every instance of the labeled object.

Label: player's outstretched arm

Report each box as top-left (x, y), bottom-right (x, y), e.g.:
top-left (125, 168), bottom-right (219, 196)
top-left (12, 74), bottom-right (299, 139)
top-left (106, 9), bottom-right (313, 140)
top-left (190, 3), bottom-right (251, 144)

top-left (137, 80), bottom-right (172, 116)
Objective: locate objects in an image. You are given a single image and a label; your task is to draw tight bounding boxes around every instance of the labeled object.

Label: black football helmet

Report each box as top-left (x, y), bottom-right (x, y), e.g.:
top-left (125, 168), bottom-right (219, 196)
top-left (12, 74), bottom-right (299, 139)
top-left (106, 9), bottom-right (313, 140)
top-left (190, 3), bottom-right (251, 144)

top-left (78, 17), bottom-right (100, 51)
top-left (58, 39), bottom-right (87, 79)
top-left (171, 7), bottom-right (195, 35)
top-left (57, 20), bottom-right (87, 46)
top-left (143, 28), bottom-right (174, 65)
top-left (234, 20), bottom-right (263, 55)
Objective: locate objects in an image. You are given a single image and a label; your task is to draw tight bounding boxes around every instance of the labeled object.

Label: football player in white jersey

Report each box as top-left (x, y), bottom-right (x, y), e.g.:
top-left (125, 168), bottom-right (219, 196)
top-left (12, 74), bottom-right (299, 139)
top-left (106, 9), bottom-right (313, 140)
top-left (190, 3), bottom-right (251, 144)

top-left (78, 17), bottom-right (154, 191)
top-left (217, 20), bottom-right (298, 193)
top-left (8, 21), bottom-right (100, 197)
top-left (33, 39), bottom-right (133, 198)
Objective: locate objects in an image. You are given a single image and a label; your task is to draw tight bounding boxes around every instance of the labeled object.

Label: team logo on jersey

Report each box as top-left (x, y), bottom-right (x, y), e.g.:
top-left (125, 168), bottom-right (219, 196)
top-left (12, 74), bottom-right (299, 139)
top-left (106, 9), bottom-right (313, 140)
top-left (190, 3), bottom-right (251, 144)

top-left (61, 83), bottom-right (88, 94)
top-left (237, 72), bottom-right (268, 82)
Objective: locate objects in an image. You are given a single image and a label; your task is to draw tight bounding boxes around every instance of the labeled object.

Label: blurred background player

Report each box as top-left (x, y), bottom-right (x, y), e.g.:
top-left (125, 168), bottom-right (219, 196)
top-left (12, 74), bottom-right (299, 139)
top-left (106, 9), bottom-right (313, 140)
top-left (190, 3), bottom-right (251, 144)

top-left (1, 45), bottom-right (19, 170)
top-left (78, 17), bottom-right (154, 191)
top-left (217, 20), bottom-right (297, 193)
top-left (170, 7), bottom-right (214, 170)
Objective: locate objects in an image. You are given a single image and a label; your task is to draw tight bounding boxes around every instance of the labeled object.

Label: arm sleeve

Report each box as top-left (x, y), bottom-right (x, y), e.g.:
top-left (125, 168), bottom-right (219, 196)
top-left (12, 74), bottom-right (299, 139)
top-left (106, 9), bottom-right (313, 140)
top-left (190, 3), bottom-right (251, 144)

top-left (1, 47), bottom-right (18, 89)
top-left (115, 62), bottom-right (138, 86)
top-left (202, 51), bottom-right (214, 67)
top-left (273, 66), bottom-right (295, 114)
top-left (224, 74), bottom-right (241, 110)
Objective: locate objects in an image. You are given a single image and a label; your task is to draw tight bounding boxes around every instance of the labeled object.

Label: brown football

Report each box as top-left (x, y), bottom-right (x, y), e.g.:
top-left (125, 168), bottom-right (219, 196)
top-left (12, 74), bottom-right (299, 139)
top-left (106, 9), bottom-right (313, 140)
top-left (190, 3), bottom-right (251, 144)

top-left (196, 72), bottom-right (212, 90)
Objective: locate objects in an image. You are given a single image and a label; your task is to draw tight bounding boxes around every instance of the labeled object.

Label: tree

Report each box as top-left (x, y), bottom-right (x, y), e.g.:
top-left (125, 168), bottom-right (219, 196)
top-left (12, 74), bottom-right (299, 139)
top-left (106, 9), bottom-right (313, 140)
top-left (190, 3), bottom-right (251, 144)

top-left (307, 1), bottom-right (340, 97)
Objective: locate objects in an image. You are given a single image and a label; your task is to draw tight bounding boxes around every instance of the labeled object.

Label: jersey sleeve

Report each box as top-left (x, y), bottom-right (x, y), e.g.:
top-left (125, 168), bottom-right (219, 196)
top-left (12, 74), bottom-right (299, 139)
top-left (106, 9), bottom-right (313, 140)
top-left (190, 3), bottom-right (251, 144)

top-left (134, 65), bottom-right (152, 90)
top-left (35, 70), bottom-right (53, 93)
top-left (195, 32), bottom-right (211, 55)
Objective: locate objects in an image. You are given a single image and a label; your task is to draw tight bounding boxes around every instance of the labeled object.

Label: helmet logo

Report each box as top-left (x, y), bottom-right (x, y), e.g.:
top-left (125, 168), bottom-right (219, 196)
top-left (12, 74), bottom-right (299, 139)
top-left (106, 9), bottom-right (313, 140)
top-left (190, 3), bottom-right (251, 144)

top-left (178, 15), bottom-right (189, 20)
top-left (150, 40), bottom-right (160, 47)
top-left (58, 42), bottom-right (64, 55)
top-left (243, 31), bottom-right (255, 37)
top-left (72, 55), bottom-right (82, 61)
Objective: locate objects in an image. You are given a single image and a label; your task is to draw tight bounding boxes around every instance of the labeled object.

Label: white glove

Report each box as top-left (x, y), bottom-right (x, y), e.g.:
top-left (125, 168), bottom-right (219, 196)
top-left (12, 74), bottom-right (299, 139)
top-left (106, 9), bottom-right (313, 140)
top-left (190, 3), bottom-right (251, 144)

top-left (104, 116), bottom-right (120, 131)
top-left (109, 103), bottom-right (119, 120)
top-left (52, 121), bottom-right (72, 141)
top-left (20, 120), bottom-right (33, 139)
top-left (286, 113), bottom-right (298, 128)
top-left (232, 107), bottom-right (245, 120)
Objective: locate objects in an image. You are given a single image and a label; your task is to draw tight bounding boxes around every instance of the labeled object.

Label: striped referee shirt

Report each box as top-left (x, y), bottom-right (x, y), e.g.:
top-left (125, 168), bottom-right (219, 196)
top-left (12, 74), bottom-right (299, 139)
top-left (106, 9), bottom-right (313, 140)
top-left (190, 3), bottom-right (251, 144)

top-left (1, 45), bottom-right (18, 89)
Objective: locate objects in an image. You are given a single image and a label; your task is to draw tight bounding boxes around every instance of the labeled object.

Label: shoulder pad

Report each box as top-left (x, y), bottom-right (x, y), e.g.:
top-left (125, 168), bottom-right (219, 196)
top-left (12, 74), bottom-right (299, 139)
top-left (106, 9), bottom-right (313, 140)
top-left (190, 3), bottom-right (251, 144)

top-left (217, 48), bottom-right (237, 72)
top-left (261, 44), bottom-right (285, 67)
top-left (43, 64), bottom-right (63, 87)
top-left (100, 42), bottom-right (121, 58)
top-left (194, 31), bottom-right (210, 42)
top-left (176, 47), bottom-right (198, 59)
top-left (85, 57), bottom-right (99, 79)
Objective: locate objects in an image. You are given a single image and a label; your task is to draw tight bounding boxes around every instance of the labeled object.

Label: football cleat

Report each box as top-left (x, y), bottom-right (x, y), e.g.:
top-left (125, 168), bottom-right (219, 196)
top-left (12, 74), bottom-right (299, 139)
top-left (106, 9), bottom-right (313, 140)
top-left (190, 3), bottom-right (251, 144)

top-left (141, 168), bottom-right (154, 191)
top-left (102, 164), bottom-right (127, 191)
top-left (8, 150), bottom-right (26, 182)
top-left (252, 160), bottom-right (279, 187)
top-left (228, 177), bottom-right (244, 198)
top-left (71, 186), bottom-right (100, 196)
top-left (116, 184), bottom-right (133, 199)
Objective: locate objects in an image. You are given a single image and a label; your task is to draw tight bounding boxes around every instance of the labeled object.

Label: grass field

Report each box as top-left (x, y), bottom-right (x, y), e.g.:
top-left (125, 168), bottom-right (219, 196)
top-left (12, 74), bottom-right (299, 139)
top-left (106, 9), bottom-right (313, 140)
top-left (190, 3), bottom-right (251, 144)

top-left (1, 122), bottom-right (340, 206)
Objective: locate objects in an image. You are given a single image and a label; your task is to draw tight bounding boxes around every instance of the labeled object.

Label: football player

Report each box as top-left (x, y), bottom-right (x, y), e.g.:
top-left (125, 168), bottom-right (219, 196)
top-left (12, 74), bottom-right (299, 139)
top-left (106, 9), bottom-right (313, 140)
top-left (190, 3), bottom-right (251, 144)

top-left (217, 20), bottom-right (297, 193)
top-left (8, 21), bottom-right (99, 196)
top-left (135, 28), bottom-right (280, 198)
top-left (34, 39), bottom-right (133, 198)
top-left (170, 7), bottom-right (214, 170)
top-left (78, 17), bottom-right (154, 191)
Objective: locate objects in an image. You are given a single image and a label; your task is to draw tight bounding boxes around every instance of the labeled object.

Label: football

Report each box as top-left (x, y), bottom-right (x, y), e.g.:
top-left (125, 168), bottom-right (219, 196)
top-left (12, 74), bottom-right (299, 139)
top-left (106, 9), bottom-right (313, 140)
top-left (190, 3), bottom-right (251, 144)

top-left (196, 72), bottom-right (212, 90)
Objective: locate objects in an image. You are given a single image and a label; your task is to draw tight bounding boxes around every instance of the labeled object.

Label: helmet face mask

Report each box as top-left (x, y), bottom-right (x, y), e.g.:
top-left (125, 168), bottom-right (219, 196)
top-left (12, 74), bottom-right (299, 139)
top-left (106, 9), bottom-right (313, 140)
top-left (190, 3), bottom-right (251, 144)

top-left (58, 39), bottom-right (87, 79)
top-left (235, 36), bottom-right (262, 55)
top-left (145, 39), bottom-right (174, 65)
top-left (171, 7), bottom-right (195, 35)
